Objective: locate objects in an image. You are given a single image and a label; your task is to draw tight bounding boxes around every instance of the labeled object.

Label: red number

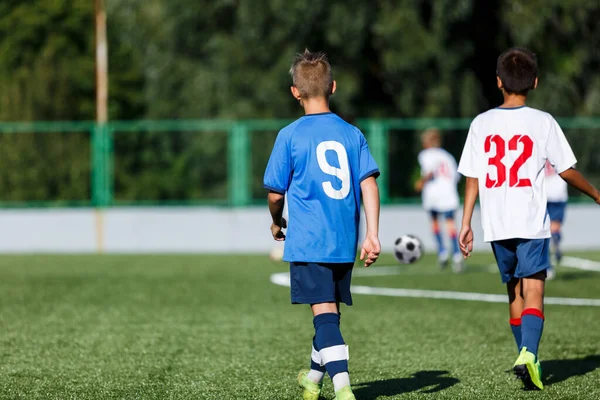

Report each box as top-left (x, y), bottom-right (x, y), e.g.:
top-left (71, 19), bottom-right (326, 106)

top-left (509, 135), bottom-right (533, 187)
top-left (484, 135), bottom-right (506, 188)
top-left (484, 134), bottom-right (533, 188)
top-left (437, 162), bottom-right (450, 178)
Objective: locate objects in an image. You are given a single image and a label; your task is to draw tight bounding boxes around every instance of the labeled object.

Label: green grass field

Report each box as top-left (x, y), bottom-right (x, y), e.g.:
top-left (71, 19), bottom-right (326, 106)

top-left (1, 252), bottom-right (600, 399)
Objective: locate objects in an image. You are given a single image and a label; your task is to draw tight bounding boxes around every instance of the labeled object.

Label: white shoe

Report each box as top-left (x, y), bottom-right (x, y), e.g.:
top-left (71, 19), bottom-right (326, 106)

top-left (452, 253), bottom-right (465, 273)
top-left (438, 250), bottom-right (449, 269)
top-left (547, 267), bottom-right (556, 281)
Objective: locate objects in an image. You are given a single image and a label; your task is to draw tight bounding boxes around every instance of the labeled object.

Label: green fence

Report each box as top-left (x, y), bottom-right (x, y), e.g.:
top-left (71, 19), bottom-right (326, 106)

top-left (0, 118), bottom-right (599, 207)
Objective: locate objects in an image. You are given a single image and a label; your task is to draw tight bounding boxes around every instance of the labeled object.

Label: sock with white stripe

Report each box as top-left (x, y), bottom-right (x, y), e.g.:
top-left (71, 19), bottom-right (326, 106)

top-left (307, 336), bottom-right (325, 383)
top-left (314, 313), bottom-right (350, 392)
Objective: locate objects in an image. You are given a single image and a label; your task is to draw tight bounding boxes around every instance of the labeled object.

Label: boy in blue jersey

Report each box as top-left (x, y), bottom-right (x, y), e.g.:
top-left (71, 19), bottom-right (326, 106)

top-left (264, 50), bottom-right (381, 400)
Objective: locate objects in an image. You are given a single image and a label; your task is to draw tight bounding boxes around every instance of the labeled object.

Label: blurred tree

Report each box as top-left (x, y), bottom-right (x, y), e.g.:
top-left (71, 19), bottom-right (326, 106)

top-left (0, 0), bottom-right (599, 201)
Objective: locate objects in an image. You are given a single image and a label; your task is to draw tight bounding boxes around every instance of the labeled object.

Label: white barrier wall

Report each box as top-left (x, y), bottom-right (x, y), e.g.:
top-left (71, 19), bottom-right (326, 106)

top-left (0, 205), bottom-right (596, 253)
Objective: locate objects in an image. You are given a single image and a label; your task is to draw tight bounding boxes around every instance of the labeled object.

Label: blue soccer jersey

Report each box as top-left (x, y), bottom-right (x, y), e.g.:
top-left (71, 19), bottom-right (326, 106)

top-left (263, 112), bottom-right (379, 263)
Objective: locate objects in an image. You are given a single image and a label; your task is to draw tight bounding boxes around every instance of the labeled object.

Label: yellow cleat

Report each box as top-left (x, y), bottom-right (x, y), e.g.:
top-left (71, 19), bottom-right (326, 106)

top-left (513, 347), bottom-right (544, 390)
top-left (297, 370), bottom-right (322, 400)
top-left (334, 386), bottom-right (356, 400)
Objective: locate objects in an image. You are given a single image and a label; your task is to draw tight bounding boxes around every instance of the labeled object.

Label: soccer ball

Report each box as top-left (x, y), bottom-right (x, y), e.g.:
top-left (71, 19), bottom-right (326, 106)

top-left (393, 235), bottom-right (423, 264)
top-left (269, 246), bottom-right (284, 262)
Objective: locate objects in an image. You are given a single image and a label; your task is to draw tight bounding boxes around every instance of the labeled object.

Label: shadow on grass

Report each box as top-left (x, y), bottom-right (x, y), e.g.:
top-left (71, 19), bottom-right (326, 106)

top-left (555, 271), bottom-right (596, 281)
top-left (353, 370), bottom-right (459, 399)
top-left (542, 355), bottom-right (600, 386)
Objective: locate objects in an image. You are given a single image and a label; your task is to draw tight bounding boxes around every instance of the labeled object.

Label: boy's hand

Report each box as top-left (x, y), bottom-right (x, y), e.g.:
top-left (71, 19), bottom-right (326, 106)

top-left (270, 218), bottom-right (287, 241)
top-left (458, 225), bottom-right (474, 258)
top-left (360, 234), bottom-right (381, 267)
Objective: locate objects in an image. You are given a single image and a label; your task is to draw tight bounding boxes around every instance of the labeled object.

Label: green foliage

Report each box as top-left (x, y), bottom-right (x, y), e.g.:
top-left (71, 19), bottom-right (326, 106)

top-left (0, 0), bottom-right (599, 202)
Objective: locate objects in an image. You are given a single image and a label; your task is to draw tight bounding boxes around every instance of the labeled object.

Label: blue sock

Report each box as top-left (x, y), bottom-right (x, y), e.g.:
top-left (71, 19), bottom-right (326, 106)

top-left (552, 232), bottom-right (562, 259)
top-left (434, 230), bottom-right (445, 254)
top-left (551, 231), bottom-right (561, 247)
top-left (521, 309), bottom-right (544, 359)
top-left (314, 313), bottom-right (349, 389)
top-left (450, 231), bottom-right (460, 255)
top-left (308, 336), bottom-right (326, 383)
top-left (509, 318), bottom-right (522, 352)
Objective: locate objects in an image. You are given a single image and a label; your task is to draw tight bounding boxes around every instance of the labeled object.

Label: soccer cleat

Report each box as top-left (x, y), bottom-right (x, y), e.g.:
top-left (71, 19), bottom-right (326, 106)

top-left (452, 252), bottom-right (465, 273)
top-left (334, 386), bottom-right (356, 400)
top-left (297, 370), bottom-right (322, 400)
top-left (513, 347), bottom-right (544, 390)
top-left (438, 250), bottom-right (449, 269)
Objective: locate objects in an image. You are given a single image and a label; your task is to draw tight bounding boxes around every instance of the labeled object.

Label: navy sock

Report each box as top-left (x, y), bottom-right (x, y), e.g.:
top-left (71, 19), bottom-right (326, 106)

top-left (509, 318), bottom-right (522, 352)
top-left (309, 336), bottom-right (326, 374)
top-left (314, 313), bottom-right (348, 380)
top-left (551, 231), bottom-right (561, 248)
top-left (434, 230), bottom-right (445, 254)
top-left (450, 231), bottom-right (460, 255)
top-left (521, 309), bottom-right (544, 359)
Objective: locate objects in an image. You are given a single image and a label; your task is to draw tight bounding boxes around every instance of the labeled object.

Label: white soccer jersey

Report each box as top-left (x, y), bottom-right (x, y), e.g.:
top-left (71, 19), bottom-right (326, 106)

top-left (418, 147), bottom-right (460, 212)
top-left (545, 161), bottom-right (569, 202)
top-left (458, 106), bottom-right (577, 242)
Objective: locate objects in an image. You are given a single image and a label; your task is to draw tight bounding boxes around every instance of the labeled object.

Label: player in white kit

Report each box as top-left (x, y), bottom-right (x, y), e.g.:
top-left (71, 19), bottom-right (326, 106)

top-left (458, 47), bottom-right (600, 390)
top-left (415, 129), bottom-right (463, 272)
top-left (545, 161), bottom-right (568, 277)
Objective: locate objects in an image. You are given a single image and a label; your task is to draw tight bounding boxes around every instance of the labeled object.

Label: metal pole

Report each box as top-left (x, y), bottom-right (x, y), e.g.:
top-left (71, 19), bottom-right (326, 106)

top-left (95, 0), bottom-right (108, 252)
top-left (95, 0), bottom-right (108, 124)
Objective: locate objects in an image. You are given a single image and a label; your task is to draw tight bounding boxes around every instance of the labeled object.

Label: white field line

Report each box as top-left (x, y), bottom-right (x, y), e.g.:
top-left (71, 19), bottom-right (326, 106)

top-left (560, 256), bottom-right (600, 272)
top-left (269, 269), bottom-right (600, 307)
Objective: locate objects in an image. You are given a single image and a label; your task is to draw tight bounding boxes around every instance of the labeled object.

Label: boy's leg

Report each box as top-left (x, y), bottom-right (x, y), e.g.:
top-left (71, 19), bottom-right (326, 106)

top-left (548, 201), bottom-right (566, 267)
top-left (506, 278), bottom-right (524, 352)
top-left (306, 336), bottom-right (326, 383)
top-left (430, 211), bottom-right (448, 267)
top-left (444, 212), bottom-right (463, 272)
top-left (512, 239), bottom-right (549, 390)
top-left (550, 220), bottom-right (563, 264)
top-left (520, 273), bottom-right (545, 359)
top-left (312, 303), bottom-right (351, 393)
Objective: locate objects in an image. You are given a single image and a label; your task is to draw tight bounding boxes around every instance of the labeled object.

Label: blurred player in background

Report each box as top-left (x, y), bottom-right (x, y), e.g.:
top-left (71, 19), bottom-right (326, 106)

top-left (264, 50), bottom-right (381, 400)
top-left (414, 128), bottom-right (463, 272)
top-left (458, 47), bottom-right (600, 391)
top-left (545, 160), bottom-right (568, 279)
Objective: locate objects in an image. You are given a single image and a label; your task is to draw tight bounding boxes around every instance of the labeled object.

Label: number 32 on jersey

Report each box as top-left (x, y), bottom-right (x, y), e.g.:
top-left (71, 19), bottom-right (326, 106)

top-left (485, 134), bottom-right (533, 189)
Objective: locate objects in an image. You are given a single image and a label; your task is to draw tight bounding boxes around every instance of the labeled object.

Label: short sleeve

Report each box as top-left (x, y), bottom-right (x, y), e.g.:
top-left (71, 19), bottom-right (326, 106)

top-left (263, 130), bottom-right (292, 194)
top-left (457, 123), bottom-right (478, 178)
top-left (359, 133), bottom-right (380, 182)
top-left (546, 118), bottom-right (577, 173)
top-left (417, 151), bottom-right (434, 176)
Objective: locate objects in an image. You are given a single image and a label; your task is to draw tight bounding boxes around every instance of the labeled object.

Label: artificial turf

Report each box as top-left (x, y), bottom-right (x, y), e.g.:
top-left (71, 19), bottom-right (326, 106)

top-left (1, 253), bottom-right (599, 399)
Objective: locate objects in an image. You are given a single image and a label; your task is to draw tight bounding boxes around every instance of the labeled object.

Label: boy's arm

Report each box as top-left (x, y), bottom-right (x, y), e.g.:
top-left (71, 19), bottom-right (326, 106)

top-left (559, 168), bottom-right (600, 204)
top-left (268, 191), bottom-right (287, 240)
top-left (359, 176), bottom-right (380, 267)
top-left (414, 172), bottom-right (434, 193)
top-left (459, 177), bottom-right (478, 258)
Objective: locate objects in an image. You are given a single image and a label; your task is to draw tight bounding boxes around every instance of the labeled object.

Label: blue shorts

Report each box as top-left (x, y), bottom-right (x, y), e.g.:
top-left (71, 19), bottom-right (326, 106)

top-left (290, 262), bottom-right (353, 305)
top-left (429, 210), bottom-right (455, 220)
top-left (491, 238), bottom-right (550, 283)
top-left (547, 202), bottom-right (567, 223)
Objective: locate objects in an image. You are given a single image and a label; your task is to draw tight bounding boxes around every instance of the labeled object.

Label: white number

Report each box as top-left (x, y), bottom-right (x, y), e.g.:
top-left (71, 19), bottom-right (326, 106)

top-left (316, 141), bottom-right (350, 199)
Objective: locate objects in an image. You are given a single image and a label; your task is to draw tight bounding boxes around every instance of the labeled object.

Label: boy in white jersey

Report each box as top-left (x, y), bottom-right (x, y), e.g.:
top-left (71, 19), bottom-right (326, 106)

top-left (545, 161), bottom-right (568, 274)
top-left (457, 48), bottom-right (600, 391)
top-left (415, 129), bottom-right (463, 271)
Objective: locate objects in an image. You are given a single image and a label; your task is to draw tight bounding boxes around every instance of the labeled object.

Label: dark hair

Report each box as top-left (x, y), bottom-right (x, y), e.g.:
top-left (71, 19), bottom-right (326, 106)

top-left (496, 48), bottom-right (538, 95)
top-left (289, 49), bottom-right (333, 99)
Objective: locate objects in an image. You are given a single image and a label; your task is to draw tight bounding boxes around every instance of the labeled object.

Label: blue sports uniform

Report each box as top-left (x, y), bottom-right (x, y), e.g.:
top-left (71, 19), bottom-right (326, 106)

top-left (264, 112), bottom-right (379, 305)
